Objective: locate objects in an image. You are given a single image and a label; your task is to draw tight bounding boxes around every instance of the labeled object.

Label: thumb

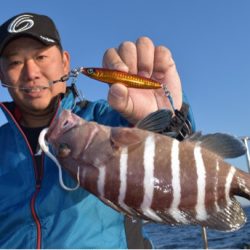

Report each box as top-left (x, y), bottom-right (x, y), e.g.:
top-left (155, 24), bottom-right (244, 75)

top-left (108, 84), bottom-right (134, 120)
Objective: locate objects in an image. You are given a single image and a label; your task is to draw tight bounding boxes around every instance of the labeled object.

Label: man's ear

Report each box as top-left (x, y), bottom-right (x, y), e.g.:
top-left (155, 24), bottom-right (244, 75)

top-left (62, 51), bottom-right (70, 74)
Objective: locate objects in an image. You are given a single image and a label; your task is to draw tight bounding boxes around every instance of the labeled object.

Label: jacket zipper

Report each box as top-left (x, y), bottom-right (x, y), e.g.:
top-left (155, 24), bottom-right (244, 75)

top-left (17, 125), bottom-right (43, 250)
top-left (30, 185), bottom-right (42, 249)
top-left (0, 104), bottom-right (42, 249)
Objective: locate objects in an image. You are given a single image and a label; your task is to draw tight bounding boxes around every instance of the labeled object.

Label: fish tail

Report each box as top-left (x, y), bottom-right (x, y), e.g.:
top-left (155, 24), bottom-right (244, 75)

top-left (199, 167), bottom-right (250, 232)
top-left (209, 167), bottom-right (250, 232)
top-left (235, 169), bottom-right (250, 200)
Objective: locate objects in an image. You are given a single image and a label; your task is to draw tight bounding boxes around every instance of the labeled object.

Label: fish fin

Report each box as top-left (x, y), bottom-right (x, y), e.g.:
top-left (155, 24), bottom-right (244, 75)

top-left (187, 132), bottom-right (246, 158)
top-left (202, 198), bottom-right (247, 232)
top-left (136, 109), bottom-right (173, 133)
top-left (99, 197), bottom-right (144, 220)
top-left (186, 131), bottom-right (203, 141)
top-left (110, 127), bottom-right (144, 148)
top-left (156, 198), bottom-right (246, 231)
top-left (236, 170), bottom-right (250, 200)
top-left (99, 197), bottom-right (128, 214)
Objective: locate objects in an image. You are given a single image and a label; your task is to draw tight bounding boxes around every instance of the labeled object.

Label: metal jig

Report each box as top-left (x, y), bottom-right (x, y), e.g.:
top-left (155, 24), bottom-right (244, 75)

top-left (63, 67), bottom-right (176, 111)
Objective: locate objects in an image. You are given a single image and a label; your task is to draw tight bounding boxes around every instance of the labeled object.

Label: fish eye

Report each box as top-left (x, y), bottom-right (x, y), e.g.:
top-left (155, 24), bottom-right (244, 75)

top-left (87, 68), bottom-right (95, 75)
top-left (58, 143), bottom-right (71, 158)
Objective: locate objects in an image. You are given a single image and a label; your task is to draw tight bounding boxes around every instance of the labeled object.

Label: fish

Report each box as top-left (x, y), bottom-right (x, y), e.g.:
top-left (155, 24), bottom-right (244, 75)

top-left (80, 67), bottom-right (162, 89)
top-left (42, 109), bottom-right (250, 232)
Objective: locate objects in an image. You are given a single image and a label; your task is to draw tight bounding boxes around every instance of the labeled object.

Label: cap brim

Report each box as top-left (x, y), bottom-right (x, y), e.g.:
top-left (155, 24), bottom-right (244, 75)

top-left (0, 32), bottom-right (59, 55)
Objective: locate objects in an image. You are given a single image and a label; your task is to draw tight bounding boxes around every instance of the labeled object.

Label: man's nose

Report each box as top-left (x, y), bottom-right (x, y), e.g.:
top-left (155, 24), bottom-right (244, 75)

top-left (22, 59), bottom-right (40, 81)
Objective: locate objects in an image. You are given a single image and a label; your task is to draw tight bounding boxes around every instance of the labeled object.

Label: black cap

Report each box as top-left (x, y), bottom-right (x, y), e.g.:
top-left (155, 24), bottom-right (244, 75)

top-left (0, 13), bottom-right (62, 55)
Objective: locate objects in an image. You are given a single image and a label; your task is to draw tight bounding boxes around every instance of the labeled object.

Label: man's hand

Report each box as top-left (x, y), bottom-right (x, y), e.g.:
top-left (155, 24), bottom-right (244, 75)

top-left (102, 37), bottom-right (182, 124)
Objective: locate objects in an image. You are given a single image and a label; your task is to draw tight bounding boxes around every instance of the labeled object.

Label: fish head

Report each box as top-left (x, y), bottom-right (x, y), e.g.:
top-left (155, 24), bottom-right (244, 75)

top-left (46, 110), bottom-right (99, 160)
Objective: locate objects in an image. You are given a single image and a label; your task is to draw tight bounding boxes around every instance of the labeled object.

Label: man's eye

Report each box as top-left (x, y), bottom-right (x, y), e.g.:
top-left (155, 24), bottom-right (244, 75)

top-left (9, 61), bottom-right (22, 67)
top-left (36, 55), bottom-right (47, 61)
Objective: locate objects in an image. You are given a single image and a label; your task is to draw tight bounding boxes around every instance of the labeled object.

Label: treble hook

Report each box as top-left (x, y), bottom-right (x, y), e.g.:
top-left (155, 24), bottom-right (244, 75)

top-left (38, 128), bottom-right (80, 191)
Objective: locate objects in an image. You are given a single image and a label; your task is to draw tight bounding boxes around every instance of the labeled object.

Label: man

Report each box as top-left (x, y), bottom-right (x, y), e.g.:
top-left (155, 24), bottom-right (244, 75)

top-left (0, 13), bottom-right (194, 248)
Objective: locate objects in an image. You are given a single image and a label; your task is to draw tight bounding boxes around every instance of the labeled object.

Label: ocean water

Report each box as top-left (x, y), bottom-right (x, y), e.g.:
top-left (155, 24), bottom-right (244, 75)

top-left (143, 206), bottom-right (250, 249)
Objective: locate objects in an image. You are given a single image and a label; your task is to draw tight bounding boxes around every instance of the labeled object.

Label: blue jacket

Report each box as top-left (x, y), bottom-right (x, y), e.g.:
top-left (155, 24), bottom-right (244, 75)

top-left (0, 87), bottom-right (195, 249)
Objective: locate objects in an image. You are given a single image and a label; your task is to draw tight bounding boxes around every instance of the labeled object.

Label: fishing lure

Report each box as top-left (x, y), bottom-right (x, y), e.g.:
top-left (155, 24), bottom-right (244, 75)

top-left (80, 67), bottom-right (176, 109)
top-left (80, 67), bottom-right (162, 89)
top-left (60, 67), bottom-right (176, 110)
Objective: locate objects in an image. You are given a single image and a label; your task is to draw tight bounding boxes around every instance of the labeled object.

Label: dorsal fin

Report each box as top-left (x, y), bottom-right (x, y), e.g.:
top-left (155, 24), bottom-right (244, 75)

top-left (187, 132), bottom-right (246, 158)
top-left (136, 109), bottom-right (173, 133)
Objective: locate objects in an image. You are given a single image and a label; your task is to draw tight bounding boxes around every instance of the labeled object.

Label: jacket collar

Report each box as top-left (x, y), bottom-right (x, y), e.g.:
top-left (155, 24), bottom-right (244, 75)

top-left (0, 86), bottom-right (77, 125)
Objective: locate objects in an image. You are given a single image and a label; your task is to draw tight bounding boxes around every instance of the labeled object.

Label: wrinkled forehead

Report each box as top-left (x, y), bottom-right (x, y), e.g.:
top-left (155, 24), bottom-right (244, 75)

top-left (1, 36), bottom-right (48, 57)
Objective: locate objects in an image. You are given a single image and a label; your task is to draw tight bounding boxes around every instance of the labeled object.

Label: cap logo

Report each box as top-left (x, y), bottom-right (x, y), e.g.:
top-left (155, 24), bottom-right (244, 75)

top-left (8, 14), bottom-right (34, 33)
top-left (40, 35), bottom-right (55, 43)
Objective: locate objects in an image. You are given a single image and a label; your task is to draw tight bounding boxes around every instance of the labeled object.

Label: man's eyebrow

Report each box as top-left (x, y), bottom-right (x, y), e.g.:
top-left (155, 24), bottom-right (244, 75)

top-left (2, 45), bottom-right (47, 58)
top-left (1, 52), bottom-right (18, 58)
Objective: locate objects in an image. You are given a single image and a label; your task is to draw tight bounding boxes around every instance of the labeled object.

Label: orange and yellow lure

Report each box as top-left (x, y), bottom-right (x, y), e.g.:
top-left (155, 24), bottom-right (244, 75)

top-left (80, 67), bottom-right (162, 89)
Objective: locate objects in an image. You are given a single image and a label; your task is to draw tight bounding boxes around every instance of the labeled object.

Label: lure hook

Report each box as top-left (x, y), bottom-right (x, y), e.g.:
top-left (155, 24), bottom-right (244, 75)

top-left (38, 128), bottom-right (80, 191)
top-left (69, 67), bottom-right (85, 103)
top-left (161, 84), bottom-right (176, 111)
top-left (69, 67), bottom-right (83, 82)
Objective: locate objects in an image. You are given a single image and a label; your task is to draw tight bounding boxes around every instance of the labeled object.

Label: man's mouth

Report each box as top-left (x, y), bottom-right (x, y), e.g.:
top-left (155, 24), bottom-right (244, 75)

top-left (22, 86), bottom-right (49, 94)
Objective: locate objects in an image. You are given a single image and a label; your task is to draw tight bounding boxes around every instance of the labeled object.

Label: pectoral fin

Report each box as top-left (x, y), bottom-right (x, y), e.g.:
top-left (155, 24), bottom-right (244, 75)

top-left (136, 109), bottom-right (173, 132)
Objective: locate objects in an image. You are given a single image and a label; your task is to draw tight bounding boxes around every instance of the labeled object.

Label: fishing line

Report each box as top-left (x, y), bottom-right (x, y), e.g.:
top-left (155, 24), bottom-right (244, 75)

top-left (0, 73), bottom-right (70, 91)
top-left (1, 68), bottom-right (85, 107)
top-left (1, 66), bottom-right (175, 109)
top-left (38, 128), bottom-right (80, 191)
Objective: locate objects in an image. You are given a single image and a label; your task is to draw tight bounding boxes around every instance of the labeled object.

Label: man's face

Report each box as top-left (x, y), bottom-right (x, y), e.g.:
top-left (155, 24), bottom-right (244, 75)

top-left (0, 37), bottom-right (70, 115)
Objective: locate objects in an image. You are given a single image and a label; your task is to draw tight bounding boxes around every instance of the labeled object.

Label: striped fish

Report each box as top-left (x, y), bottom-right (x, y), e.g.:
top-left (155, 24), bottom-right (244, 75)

top-left (46, 109), bottom-right (250, 232)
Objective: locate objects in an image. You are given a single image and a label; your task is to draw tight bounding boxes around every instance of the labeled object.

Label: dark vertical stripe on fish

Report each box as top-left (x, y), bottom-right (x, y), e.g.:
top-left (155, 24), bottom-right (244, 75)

top-left (179, 141), bottom-right (198, 221)
top-left (124, 143), bottom-right (145, 208)
top-left (104, 154), bottom-right (121, 203)
top-left (80, 164), bottom-right (100, 196)
top-left (151, 135), bottom-right (173, 210)
top-left (202, 149), bottom-right (221, 214)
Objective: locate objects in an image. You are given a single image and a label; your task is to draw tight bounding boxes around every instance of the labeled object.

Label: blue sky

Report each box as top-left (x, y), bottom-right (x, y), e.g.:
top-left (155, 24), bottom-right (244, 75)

top-left (0, 1), bottom-right (250, 205)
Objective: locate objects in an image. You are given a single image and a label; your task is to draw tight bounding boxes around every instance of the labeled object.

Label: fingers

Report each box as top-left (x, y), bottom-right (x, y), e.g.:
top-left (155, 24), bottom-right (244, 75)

top-left (154, 46), bottom-right (182, 110)
top-left (153, 45), bottom-right (174, 81)
top-left (136, 37), bottom-right (154, 77)
top-left (102, 36), bottom-right (155, 75)
top-left (102, 48), bottom-right (129, 72)
top-left (102, 37), bottom-right (173, 80)
top-left (118, 42), bottom-right (137, 74)
top-left (108, 84), bottom-right (128, 110)
top-left (108, 83), bottom-right (134, 120)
